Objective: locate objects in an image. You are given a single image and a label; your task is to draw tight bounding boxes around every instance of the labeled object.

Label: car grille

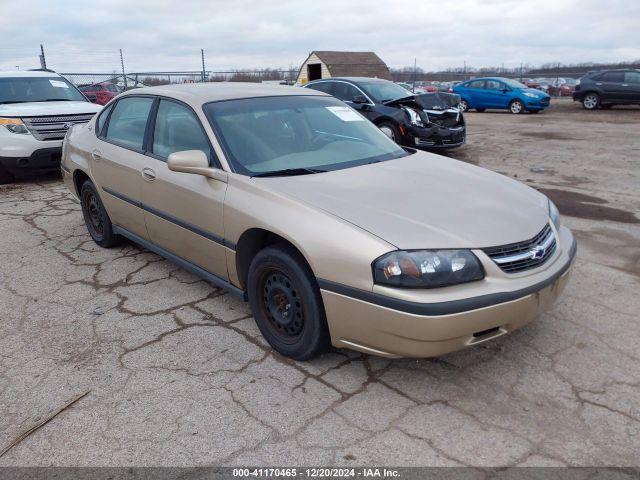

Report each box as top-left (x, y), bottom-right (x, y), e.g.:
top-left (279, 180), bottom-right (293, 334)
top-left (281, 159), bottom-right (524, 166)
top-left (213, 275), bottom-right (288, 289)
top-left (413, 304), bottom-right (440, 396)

top-left (22, 113), bottom-right (96, 141)
top-left (483, 224), bottom-right (556, 273)
top-left (427, 110), bottom-right (462, 128)
top-left (540, 98), bottom-right (550, 106)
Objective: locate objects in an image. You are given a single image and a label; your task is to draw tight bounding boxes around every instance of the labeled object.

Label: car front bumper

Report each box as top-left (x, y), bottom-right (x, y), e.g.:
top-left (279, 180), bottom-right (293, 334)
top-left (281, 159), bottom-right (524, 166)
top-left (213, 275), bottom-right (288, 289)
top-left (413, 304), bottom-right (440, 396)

top-left (407, 124), bottom-right (466, 149)
top-left (0, 147), bottom-right (63, 174)
top-left (320, 226), bottom-right (576, 358)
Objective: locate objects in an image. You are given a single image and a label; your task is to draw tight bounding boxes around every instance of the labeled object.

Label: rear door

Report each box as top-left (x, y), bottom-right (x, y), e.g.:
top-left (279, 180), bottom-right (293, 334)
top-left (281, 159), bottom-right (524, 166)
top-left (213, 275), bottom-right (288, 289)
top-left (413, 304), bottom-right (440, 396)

top-left (139, 98), bottom-right (229, 279)
top-left (464, 80), bottom-right (486, 107)
top-left (623, 71), bottom-right (640, 103)
top-left (594, 71), bottom-right (626, 102)
top-left (92, 95), bottom-right (154, 240)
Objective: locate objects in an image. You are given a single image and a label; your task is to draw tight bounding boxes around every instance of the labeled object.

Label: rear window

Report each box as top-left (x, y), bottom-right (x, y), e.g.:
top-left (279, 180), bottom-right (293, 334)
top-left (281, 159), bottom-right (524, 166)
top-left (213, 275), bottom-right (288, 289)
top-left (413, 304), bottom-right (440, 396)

top-left (596, 71), bottom-right (624, 82)
top-left (105, 97), bottom-right (154, 150)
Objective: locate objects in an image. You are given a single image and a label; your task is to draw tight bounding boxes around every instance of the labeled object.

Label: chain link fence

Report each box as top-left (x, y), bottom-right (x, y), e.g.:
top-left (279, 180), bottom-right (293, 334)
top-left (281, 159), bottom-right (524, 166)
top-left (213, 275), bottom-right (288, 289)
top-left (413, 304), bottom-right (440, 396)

top-left (61, 69), bottom-right (299, 90)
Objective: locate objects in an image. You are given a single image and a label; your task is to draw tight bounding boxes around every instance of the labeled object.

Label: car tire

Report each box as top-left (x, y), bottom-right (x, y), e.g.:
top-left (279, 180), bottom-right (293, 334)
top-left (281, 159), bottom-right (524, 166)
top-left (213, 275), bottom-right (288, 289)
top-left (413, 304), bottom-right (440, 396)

top-left (509, 99), bottom-right (524, 114)
top-left (247, 245), bottom-right (330, 361)
top-left (377, 122), bottom-right (400, 143)
top-left (475, 108), bottom-right (486, 112)
top-left (459, 99), bottom-right (469, 112)
top-left (0, 164), bottom-right (15, 185)
top-left (80, 180), bottom-right (121, 248)
top-left (582, 93), bottom-right (600, 110)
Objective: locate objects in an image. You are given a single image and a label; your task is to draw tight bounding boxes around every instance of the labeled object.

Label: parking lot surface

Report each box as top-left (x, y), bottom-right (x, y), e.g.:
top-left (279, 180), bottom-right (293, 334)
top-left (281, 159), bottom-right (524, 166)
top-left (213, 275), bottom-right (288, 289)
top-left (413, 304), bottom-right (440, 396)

top-left (1, 99), bottom-right (639, 467)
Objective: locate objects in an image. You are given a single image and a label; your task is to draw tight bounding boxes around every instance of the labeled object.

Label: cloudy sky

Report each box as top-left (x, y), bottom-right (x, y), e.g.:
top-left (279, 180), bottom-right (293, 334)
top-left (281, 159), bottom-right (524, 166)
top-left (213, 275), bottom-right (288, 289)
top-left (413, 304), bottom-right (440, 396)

top-left (1, 0), bottom-right (638, 73)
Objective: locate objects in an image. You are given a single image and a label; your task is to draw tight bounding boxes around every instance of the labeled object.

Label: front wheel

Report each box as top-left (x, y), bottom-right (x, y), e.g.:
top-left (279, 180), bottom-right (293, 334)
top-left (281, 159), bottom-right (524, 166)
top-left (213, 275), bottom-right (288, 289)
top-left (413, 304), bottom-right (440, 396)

top-left (377, 122), bottom-right (400, 144)
top-left (509, 99), bottom-right (524, 114)
top-left (582, 93), bottom-right (600, 110)
top-left (80, 180), bottom-right (121, 248)
top-left (248, 245), bottom-right (330, 360)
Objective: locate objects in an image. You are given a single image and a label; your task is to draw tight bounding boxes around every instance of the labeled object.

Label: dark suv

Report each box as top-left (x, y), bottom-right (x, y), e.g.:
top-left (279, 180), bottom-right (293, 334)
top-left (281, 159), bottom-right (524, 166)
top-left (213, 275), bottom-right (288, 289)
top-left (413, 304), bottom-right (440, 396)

top-left (573, 69), bottom-right (640, 110)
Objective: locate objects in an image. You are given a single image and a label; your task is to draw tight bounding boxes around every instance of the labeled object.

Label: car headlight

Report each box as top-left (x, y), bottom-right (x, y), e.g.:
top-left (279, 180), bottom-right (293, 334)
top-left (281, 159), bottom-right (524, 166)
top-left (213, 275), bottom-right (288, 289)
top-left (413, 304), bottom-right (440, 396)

top-left (373, 250), bottom-right (484, 288)
top-left (0, 117), bottom-right (30, 134)
top-left (402, 107), bottom-right (426, 127)
top-left (523, 92), bottom-right (538, 98)
top-left (548, 199), bottom-right (561, 230)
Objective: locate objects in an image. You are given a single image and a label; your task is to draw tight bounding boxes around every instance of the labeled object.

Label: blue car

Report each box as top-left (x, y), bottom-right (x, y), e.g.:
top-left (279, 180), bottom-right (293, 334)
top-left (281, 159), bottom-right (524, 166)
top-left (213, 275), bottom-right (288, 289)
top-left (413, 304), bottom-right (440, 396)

top-left (453, 77), bottom-right (550, 114)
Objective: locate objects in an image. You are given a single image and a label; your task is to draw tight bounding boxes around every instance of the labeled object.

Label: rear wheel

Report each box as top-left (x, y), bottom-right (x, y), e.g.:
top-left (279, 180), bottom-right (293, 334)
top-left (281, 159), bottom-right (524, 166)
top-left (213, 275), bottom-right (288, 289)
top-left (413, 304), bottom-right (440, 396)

top-left (80, 180), bottom-right (121, 248)
top-left (509, 99), bottom-right (524, 114)
top-left (377, 122), bottom-right (400, 143)
top-left (248, 245), bottom-right (330, 360)
top-left (582, 93), bottom-right (600, 110)
top-left (459, 99), bottom-right (469, 112)
top-left (0, 164), bottom-right (15, 185)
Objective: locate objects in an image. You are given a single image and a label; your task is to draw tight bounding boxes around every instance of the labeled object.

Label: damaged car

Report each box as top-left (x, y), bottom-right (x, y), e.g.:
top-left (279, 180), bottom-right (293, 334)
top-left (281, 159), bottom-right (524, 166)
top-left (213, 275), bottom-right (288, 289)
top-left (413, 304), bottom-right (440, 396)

top-left (304, 77), bottom-right (465, 149)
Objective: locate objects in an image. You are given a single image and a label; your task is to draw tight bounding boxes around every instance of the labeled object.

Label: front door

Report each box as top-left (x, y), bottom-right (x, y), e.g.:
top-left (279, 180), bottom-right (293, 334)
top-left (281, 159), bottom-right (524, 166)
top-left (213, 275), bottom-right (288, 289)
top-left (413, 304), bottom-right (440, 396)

top-left (596, 71), bottom-right (626, 102)
top-left (92, 95), bottom-right (155, 239)
top-left (623, 71), bottom-right (640, 102)
top-left (139, 98), bottom-right (229, 280)
top-left (482, 79), bottom-right (511, 108)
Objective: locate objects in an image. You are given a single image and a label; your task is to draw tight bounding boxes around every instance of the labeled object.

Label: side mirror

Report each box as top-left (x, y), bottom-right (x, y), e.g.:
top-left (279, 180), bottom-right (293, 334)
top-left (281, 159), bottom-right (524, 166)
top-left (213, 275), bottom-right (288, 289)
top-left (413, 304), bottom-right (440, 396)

top-left (352, 94), bottom-right (369, 104)
top-left (85, 93), bottom-right (98, 103)
top-left (167, 150), bottom-right (227, 183)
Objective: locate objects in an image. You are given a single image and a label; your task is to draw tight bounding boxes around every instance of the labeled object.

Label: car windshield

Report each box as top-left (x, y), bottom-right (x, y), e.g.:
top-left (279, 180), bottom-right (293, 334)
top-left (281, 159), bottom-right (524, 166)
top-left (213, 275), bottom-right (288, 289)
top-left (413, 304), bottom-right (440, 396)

top-left (357, 81), bottom-right (413, 103)
top-left (204, 95), bottom-right (409, 176)
top-left (0, 76), bottom-right (87, 104)
top-left (502, 78), bottom-right (527, 89)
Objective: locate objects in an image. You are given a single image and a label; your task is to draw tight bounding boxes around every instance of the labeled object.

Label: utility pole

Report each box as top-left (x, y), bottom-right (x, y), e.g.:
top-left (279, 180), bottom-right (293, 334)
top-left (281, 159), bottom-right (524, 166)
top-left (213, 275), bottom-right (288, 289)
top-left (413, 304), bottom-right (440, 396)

top-left (201, 49), bottom-right (206, 82)
top-left (39, 44), bottom-right (47, 70)
top-left (120, 49), bottom-right (128, 90)
top-left (413, 58), bottom-right (417, 92)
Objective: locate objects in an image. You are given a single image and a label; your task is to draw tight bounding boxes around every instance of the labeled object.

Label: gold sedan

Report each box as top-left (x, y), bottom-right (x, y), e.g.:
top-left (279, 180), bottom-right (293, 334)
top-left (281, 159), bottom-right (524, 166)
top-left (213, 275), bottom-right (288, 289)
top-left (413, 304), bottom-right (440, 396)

top-left (61, 83), bottom-right (576, 360)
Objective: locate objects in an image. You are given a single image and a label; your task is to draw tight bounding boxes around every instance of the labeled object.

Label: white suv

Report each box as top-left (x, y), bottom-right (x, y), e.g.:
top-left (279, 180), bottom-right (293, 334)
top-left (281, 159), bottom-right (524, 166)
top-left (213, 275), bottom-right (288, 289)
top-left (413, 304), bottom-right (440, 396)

top-left (0, 70), bottom-right (102, 183)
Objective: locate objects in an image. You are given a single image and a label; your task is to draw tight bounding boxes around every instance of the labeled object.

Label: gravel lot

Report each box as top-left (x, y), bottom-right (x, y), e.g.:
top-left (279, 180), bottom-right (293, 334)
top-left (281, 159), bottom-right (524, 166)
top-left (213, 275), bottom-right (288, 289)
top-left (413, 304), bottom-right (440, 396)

top-left (1, 98), bottom-right (638, 467)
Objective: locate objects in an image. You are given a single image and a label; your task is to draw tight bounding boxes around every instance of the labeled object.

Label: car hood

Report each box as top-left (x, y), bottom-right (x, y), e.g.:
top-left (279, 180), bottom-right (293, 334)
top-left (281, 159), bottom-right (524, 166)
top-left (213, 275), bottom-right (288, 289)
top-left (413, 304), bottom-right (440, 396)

top-left (0, 101), bottom-right (101, 117)
top-left (522, 88), bottom-right (550, 98)
top-left (256, 152), bottom-right (550, 250)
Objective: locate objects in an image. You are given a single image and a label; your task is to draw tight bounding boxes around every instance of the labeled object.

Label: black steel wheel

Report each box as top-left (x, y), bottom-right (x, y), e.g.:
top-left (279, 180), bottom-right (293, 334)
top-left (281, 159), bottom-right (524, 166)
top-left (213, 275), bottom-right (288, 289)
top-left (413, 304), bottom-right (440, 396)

top-left (80, 180), bottom-right (121, 248)
top-left (248, 245), bottom-right (330, 360)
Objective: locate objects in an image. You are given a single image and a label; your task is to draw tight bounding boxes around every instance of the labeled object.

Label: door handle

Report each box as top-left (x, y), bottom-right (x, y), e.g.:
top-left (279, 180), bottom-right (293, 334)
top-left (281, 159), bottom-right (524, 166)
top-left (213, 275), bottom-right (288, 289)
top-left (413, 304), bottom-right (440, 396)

top-left (621, 84), bottom-right (629, 87)
top-left (141, 167), bottom-right (156, 182)
top-left (91, 150), bottom-right (102, 162)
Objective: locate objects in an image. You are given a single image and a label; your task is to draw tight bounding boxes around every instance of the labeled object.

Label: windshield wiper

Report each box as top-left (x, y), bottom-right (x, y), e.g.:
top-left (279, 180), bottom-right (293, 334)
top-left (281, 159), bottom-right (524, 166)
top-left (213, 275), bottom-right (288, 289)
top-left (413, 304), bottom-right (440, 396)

top-left (41, 99), bottom-right (72, 102)
top-left (251, 167), bottom-right (327, 178)
top-left (0, 100), bottom-right (30, 104)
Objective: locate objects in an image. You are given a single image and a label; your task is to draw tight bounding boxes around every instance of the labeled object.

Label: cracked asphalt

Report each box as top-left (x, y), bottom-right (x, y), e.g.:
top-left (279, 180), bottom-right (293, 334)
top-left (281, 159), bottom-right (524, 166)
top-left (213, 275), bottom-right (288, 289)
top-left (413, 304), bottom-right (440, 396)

top-left (0, 99), bottom-right (639, 467)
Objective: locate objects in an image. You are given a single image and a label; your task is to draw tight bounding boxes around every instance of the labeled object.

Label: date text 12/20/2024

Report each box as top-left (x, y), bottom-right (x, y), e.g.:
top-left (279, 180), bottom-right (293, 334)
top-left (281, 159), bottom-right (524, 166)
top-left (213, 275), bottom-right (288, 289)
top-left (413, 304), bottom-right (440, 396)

top-left (233, 468), bottom-right (400, 478)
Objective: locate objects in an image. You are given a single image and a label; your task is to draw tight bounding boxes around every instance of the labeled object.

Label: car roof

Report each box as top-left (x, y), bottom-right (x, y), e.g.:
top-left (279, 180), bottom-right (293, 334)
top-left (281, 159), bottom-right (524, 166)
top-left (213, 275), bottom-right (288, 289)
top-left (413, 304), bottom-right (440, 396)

top-left (0, 70), bottom-right (63, 78)
top-left (121, 82), bottom-right (328, 104)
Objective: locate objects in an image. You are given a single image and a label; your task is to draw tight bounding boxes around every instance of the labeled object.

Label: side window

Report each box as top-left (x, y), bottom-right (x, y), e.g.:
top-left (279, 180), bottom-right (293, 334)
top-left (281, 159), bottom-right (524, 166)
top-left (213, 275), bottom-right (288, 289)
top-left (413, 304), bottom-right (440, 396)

top-left (333, 82), bottom-right (361, 102)
top-left (105, 96), bottom-right (154, 150)
top-left (485, 80), bottom-right (502, 90)
top-left (306, 82), bottom-right (334, 94)
top-left (152, 100), bottom-right (212, 161)
top-left (96, 103), bottom-right (114, 136)
top-left (597, 71), bottom-right (624, 83)
top-left (624, 71), bottom-right (640, 84)
top-left (468, 80), bottom-right (485, 89)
